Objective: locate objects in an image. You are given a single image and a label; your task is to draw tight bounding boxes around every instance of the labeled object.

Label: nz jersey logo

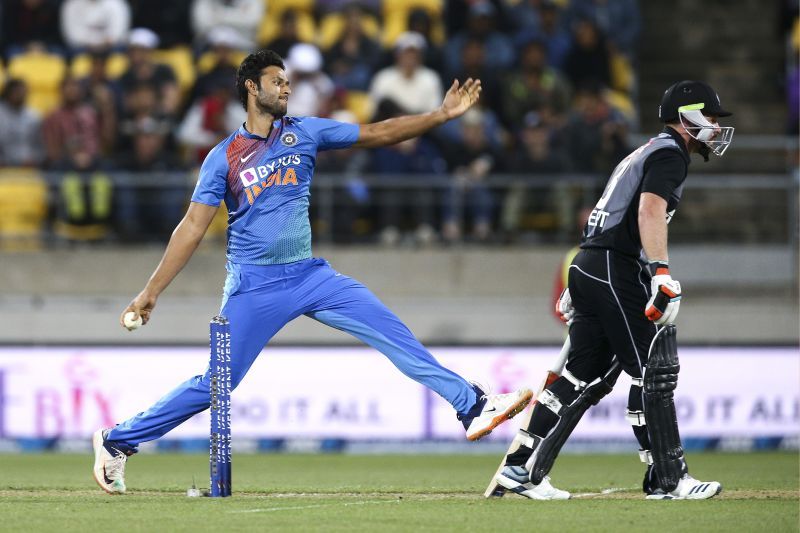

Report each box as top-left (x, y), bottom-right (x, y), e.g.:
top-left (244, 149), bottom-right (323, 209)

top-left (281, 132), bottom-right (298, 147)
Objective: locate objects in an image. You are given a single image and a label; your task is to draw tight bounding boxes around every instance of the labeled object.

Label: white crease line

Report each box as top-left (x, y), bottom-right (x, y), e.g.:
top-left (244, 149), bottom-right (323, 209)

top-left (572, 487), bottom-right (634, 498)
top-left (229, 499), bottom-right (400, 514)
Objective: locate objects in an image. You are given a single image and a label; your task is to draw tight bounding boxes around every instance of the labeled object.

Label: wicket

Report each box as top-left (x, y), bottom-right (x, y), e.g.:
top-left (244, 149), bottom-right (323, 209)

top-left (209, 316), bottom-right (232, 497)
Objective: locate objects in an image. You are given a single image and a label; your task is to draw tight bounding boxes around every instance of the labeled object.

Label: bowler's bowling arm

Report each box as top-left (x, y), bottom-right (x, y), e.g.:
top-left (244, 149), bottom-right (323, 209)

top-left (120, 202), bottom-right (217, 327)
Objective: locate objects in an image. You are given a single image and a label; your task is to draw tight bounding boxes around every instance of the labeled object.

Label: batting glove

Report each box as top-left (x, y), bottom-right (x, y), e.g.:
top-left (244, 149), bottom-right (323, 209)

top-left (556, 288), bottom-right (575, 326)
top-left (645, 261), bottom-right (681, 325)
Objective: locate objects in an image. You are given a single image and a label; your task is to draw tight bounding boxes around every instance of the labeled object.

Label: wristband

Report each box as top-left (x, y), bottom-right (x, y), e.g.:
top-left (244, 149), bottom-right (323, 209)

top-left (648, 260), bottom-right (669, 277)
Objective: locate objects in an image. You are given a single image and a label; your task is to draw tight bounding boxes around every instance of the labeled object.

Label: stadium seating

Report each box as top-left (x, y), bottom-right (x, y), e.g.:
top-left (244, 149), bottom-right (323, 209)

top-left (204, 204), bottom-right (230, 241)
top-left (70, 52), bottom-right (130, 79)
top-left (381, 0), bottom-right (445, 47)
top-left (317, 11), bottom-right (382, 50)
top-left (53, 172), bottom-right (112, 242)
top-left (152, 46), bottom-right (197, 95)
top-left (257, 0), bottom-right (317, 46)
top-left (344, 90), bottom-right (375, 123)
top-left (0, 168), bottom-right (48, 250)
top-left (7, 50), bottom-right (67, 115)
top-left (196, 50), bottom-right (249, 75)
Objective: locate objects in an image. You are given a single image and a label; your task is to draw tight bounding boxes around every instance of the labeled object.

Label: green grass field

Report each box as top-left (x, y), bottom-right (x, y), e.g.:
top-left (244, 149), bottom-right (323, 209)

top-left (0, 452), bottom-right (797, 532)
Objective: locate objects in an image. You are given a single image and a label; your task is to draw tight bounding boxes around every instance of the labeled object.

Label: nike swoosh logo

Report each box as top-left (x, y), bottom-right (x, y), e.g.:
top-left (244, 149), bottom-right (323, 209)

top-left (240, 151), bottom-right (257, 163)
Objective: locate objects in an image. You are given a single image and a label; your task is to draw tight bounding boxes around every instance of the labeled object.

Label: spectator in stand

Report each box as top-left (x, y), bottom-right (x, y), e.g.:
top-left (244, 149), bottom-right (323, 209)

top-left (515, 1), bottom-right (572, 69)
top-left (501, 39), bottom-right (571, 130)
top-left (116, 115), bottom-right (182, 174)
top-left (507, 111), bottom-right (566, 175)
top-left (285, 43), bottom-right (335, 118)
top-left (193, 26), bottom-right (247, 100)
top-left (264, 9), bottom-right (303, 58)
top-left (129, 0), bottom-right (193, 49)
top-left (79, 49), bottom-right (120, 157)
top-left (562, 83), bottom-right (629, 174)
top-left (506, 0), bottom-right (541, 35)
top-left (446, 38), bottom-right (502, 120)
top-left (314, 109), bottom-right (372, 243)
top-left (317, 0), bottom-right (380, 13)
top-left (442, 108), bottom-right (500, 243)
top-left (43, 76), bottom-right (112, 233)
top-left (502, 110), bottom-right (568, 239)
top-left (444, 2), bottom-right (515, 75)
top-left (368, 99), bottom-right (446, 246)
top-left (444, 0), bottom-right (511, 38)
top-left (60, 0), bottom-right (131, 51)
top-left (176, 78), bottom-right (246, 165)
top-left (43, 77), bottom-right (101, 171)
top-left (325, 3), bottom-right (380, 91)
top-left (115, 81), bottom-right (176, 238)
top-left (567, 0), bottom-right (640, 58)
top-left (115, 116), bottom-right (185, 241)
top-left (406, 8), bottom-right (444, 72)
top-left (2, 0), bottom-right (62, 54)
top-left (191, 0), bottom-right (264, 49)
top-left (119, 28), bottom-right (181, 117)
top-left (562, 18), bottom-right (611, 90)
top-left (0, 79), bottom-right (43, 166)
top-left (370, 32), bottom-right (443, 114)
top-left (118, 83), bottom-right (174, 160)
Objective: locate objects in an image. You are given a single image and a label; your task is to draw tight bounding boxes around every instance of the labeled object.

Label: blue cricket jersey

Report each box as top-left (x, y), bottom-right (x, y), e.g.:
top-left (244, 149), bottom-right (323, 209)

top-left (191, 117), bottom-right (360, 264)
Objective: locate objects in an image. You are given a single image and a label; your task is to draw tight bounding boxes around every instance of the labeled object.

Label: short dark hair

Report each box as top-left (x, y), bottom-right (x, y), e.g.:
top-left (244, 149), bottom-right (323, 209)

top-left (1, 78), bottom-right (25, 101)
top-left (236, 49), bottom-right (285, 110)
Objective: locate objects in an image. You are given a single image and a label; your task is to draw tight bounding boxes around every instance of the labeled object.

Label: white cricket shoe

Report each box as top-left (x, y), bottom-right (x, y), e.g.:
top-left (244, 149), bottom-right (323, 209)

top-left (496, 465), bottom-right (571, 500)
top-left (459, 385), bottom-right (533, 441)
top-left (645, 474), bottom-right (722, 500)
top-left (92, 429), bottom-right (128, 494)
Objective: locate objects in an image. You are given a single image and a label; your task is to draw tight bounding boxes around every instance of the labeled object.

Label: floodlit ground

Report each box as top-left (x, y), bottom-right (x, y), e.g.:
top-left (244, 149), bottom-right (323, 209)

top-left (1, 452), bottom-right (797, 532)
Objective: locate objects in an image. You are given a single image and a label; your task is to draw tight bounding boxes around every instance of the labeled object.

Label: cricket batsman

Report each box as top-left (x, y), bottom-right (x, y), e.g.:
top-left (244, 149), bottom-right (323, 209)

top-left (92, 50), bottom-right (532, 494)
top-left (491, 81), bottom-right (734, 500)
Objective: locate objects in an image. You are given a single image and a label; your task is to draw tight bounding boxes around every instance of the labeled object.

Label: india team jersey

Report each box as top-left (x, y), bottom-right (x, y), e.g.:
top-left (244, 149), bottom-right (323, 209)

top-left (191, 117), bottom-right (360, 265)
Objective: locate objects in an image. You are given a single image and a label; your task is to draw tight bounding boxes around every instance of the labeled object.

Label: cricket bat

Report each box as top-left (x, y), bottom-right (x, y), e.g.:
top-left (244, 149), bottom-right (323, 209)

top-left (483, 336), bottom-right (571, 498)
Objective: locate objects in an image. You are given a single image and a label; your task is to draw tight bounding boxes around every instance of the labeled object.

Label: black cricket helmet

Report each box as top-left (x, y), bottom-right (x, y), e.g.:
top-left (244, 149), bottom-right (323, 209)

top-left (659, 80), bottom-right (734, 157)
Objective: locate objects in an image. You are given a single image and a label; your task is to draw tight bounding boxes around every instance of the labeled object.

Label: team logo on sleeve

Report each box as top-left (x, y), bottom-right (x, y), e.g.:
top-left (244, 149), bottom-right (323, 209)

top-left (280, 132), bottom-right (298, 147)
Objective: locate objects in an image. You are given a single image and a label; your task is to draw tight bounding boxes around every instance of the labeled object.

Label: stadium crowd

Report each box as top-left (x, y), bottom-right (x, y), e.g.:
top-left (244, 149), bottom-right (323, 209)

top-left (0, 0), bottom-right (643, 245)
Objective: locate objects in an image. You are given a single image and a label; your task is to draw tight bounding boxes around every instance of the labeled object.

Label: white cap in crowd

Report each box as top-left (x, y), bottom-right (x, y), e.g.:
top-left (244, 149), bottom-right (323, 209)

top-left (286, 43), bottom-right (323, 73)
top-left (207, 26), bottom-right (250, 49)
top-left (128, 27), bottom-right (160, 49)
top-left (394, 31), bottom-right (427, 52)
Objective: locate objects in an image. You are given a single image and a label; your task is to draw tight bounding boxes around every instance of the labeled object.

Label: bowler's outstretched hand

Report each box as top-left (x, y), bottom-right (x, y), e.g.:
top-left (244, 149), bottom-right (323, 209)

top-left (441, 78), bottom-right (482, 120)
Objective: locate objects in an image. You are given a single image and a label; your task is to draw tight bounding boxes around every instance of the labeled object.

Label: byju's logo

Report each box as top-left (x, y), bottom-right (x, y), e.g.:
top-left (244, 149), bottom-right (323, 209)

top-left (239, 168), bottom-right (259, 187)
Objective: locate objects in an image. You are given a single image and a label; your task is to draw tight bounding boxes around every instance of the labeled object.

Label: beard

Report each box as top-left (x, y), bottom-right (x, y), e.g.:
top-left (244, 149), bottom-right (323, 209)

top-left (255, 93), bottom-right (288, 118)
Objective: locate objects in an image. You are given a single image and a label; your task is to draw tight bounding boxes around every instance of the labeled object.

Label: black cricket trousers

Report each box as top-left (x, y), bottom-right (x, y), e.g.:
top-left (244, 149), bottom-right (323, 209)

top-left (566, 248), bottom-right (661, 381)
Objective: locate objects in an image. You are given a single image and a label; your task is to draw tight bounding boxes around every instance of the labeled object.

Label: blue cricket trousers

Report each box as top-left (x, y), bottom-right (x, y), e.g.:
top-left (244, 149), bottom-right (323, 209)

top-left (108, 258), bottom-right (476, 446)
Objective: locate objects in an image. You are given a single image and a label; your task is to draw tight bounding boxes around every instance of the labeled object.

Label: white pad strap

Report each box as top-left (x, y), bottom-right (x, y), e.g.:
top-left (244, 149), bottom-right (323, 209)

top-left (626, 410), bottom-right (646, 427)
top-left (639, 449), bottom-right (654, 465)
top-left (513, 430), bottom-right (537, 450)
top-left (538, 389), bottom-right (563, 415)
top-left (561, 368), bottom-right (588, 391)
top-left (631, 377), bottom-right (643, 387)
